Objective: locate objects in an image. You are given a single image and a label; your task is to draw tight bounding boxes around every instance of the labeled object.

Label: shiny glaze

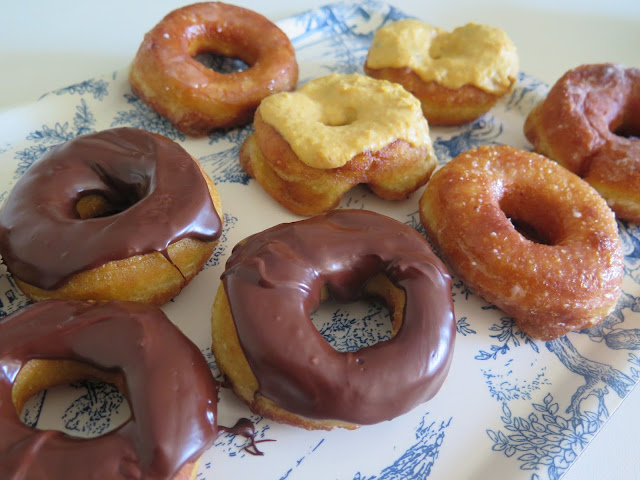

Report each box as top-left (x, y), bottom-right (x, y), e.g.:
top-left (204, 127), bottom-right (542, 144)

top-left (524, 63), bottom-right (640, 223)
top-left (419, 145), bottom-right (623, 340)
top-left (222, 209), bottom-right (455, 425)
top-left (0, 299), bottom-right (220, 479)
top-left (129, 2), bottom-right (299, 135)
top-left (0, 128), bottom-right (221, 289)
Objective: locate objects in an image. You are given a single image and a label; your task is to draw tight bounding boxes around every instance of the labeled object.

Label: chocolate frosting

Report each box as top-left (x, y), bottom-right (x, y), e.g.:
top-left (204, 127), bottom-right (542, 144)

top-left (221, 209), bottom-right (455, 425)
top-left (0, 299), bottom-right (219, 480)
top-left (0, 128), bottom-right (221, 289)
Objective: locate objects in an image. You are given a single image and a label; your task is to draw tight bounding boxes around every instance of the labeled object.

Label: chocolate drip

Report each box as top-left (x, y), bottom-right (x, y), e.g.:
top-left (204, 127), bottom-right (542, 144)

top-left (219, 418), bottom-right (274, 456)
top-left (0, 300), bottom-right (220, 480)
top-left (221, 209), bottom-right (456, 425)
top-left (0, 128), bottom-right (221, 289)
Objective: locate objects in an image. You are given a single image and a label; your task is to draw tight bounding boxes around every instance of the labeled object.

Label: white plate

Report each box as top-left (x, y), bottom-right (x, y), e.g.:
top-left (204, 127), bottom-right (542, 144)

top-left (2, 2), bottom-right (640, 479)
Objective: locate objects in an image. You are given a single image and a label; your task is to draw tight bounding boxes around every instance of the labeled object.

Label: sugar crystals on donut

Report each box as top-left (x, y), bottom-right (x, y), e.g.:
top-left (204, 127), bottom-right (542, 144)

top-left (524, 63), bottom-right (640, 223)
top-left (420, 145), bottom-right (623, 340)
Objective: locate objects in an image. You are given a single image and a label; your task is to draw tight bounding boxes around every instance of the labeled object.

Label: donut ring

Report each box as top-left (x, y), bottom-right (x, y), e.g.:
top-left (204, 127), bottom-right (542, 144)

top-left (129, 2), bottom-right (298, 135)
top-left (364, 19), bottom-right (519, 126)
top-left (0, 128), bottom-right (223, 305)
top-left (420, 145), bottom-right (623, 340)
top-left (524, 63), bottom-right (640, 222)
top-left (240, 73), bottom-right (437, 216)
top-left (211, 209), bottom-right (455, 430)
top-left (0, 299), bottom-right (219, 479)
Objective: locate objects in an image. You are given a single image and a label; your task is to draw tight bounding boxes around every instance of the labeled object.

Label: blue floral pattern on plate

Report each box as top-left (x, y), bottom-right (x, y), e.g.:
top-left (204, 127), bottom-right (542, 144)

top-left (1, 2), bottom-right (639, 479)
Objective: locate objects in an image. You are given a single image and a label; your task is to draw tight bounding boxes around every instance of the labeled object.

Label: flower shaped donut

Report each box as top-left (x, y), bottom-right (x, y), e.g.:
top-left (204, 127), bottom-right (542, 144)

top-left (365, 19), bottom-right (519, 125)
top-left (239, 73), bottom-right (437, 216)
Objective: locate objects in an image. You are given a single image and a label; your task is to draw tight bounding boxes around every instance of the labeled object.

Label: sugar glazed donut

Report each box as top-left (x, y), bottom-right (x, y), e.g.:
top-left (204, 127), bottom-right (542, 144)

top-left (240, 73), bottom-right (437, 216)
top-left (364, 19), bottom-right (519, 126)
top-left (129, 2), bottom-right (299, 135)
top-left (0, 299), bottom-right (219, 479)
top-left (524, 63), bottom-right (640, 223)
top-left (0, 128), bottom-right (223, 305)
top-left (420, 145), bottom-right (623, 340)
top-left (211, 209), bottom-right (455, 430)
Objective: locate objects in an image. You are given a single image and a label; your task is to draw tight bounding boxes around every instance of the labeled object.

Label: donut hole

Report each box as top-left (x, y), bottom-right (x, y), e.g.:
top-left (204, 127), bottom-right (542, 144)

top-left (14, 359), bottom-right (130, 438)
top-left (188, 31), bottom-right (254, 74)
top-left (194, 52), bottom-right (249, 74)
top-left (75, 161), bottom-right (150, 220)
top-left (75, 192), bottom-right (139, 219)
top-left (506, 218), bottom-right (554, 245)
top-left (499, 188), bottom-right (565, 245)
top-left (611, 112), bottom-right (640, 140)
top-left (322, 107), bottom-right (358, 127)
top-left (311, 274), bottom-right (404, 352)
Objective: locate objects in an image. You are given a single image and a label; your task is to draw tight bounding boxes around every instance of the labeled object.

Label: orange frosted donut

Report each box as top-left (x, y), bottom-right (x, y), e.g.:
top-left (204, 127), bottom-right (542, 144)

top-left (240, 73), bottom-right (437, 216)
top-left (524, 63), bottom-right (640, 223)
top-left (130, 2), bottom-right (298, 135)
top-left (0, 128), bottom-right (223, 305)
top-left (0, 299), bottom-right (219, 479)
top-left (364, 19), bottom-right (519, 126)
top-left (420, 145), bottom-right (623, 340)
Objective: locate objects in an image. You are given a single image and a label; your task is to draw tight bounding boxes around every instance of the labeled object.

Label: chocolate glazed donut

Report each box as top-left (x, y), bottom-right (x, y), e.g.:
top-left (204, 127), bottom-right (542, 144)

top-left (215, 209), bottom-right (455, 427)
top-left (0, 300), bottom-right (219, 480)
top-left (0, 127), bottom-right (222, 304)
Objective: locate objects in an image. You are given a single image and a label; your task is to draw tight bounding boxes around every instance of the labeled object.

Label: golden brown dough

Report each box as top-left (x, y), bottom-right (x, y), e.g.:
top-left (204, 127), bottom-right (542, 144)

top-left (130, 2), bottom-right (298, 135)
top-left (420, 145), bottom-right (623, 340)
top-left (524, 63), bottom-right (640, 223)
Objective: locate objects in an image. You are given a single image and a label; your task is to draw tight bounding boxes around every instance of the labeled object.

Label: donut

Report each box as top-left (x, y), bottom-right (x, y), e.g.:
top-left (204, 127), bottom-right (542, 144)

top-left (364, 19), bottom-right (519, 126)
top-left (524, 63), bottom-right (640, 223)
top-left (211, 209), bottom-right (455, 430)
top-left (0, 299), bottom-right (219, 479)
top-left (0, 127), bottom-right (223, 305)
top-left (129, 2), bottom-right (298, 135)
top-left (419, 145), bottom-right (624, 340)
top-left (239, 73), bottom-right (437, 216)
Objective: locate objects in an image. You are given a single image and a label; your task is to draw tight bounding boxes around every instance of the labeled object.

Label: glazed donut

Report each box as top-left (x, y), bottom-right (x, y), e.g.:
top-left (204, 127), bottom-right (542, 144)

top-left (211, 209), bottom-right (455, 430)
top-left (129, 2), bottom-right (298, 135)
top-left (240, 73), bottom-right (437, 216)
top-left (0, 299), bottom-right (219, 479)
top-left (364, 19), bottom-right (519, 126)
top-left (420, 145), bottom-right (623, 340)
top-left (524, 63), bottom-right (640, 223)
top-left (0, 127), bottom-right (223, 305)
